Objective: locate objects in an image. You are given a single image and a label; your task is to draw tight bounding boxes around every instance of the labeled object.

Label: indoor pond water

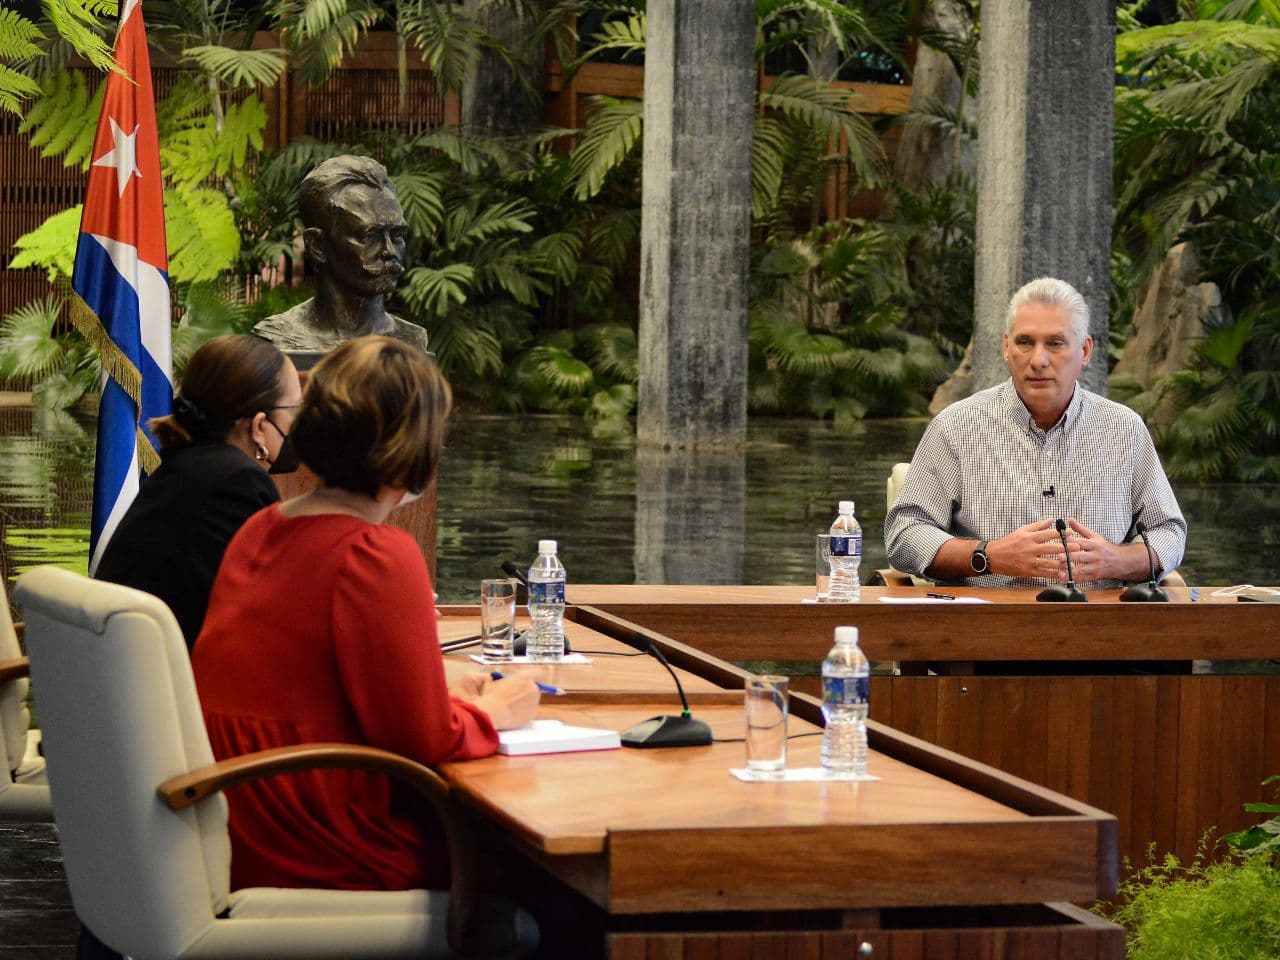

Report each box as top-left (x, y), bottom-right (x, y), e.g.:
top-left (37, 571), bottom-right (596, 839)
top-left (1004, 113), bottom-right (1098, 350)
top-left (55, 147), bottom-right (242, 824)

top-left (2, 402), bottom-right (1278, 605)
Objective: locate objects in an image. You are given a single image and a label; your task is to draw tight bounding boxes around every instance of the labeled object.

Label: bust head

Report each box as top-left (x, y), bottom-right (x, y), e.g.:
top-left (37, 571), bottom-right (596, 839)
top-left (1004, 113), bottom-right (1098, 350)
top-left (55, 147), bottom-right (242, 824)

top-left (299, 155), bottom-right (407, 299)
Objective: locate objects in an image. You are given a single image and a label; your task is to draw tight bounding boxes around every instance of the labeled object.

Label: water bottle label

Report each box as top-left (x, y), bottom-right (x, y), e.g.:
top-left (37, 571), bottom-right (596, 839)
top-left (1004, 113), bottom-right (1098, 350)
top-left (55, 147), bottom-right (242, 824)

top-left (823, 675), bottom-right (869, 706)
top-left (830, 535), bottom-right (862, 558)
top-left (529, 581), bottom-right (565, 605)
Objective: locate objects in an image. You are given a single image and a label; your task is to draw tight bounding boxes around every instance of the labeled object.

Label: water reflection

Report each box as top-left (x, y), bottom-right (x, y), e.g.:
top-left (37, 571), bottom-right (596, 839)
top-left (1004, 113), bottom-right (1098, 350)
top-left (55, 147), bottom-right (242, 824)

top-left (1, 405), bottom-right (1277, 604)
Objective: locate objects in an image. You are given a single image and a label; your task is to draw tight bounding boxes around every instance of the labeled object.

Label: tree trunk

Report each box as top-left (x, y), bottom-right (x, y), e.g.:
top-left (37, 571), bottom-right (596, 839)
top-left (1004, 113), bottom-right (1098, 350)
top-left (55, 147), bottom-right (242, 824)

top-left (461, 0), bottom-right (545, 136)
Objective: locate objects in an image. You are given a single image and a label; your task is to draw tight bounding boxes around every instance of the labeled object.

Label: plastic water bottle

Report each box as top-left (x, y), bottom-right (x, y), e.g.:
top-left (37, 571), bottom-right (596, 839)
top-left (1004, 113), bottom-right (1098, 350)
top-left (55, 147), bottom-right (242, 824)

top-left (526, 539), bottom-right (566, 661)
top-left (827, 500), bottom-right (862, 602)
top-left (821, 625), bottom-right (870, 779)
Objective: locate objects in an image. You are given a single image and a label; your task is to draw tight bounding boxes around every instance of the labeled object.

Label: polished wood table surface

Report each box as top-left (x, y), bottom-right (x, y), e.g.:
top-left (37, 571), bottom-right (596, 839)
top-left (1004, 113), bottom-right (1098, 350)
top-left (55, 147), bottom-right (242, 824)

top-left (429, 608), bottom-right (1121, 960)
top-left (567, 583), bottom-right (1280, 662)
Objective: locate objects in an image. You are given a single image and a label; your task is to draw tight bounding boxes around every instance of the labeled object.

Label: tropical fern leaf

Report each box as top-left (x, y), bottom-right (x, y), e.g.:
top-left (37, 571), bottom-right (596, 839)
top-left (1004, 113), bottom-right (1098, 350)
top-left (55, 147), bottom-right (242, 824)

top-left (529, 231), bottom-right (582, 285)
top-left (42, 0), bottom-right (118, 75)
top-left (182, 46), bottom-right (287, 89)
top-left (421, 308), bottom-right (502, 377)
top-left (444, 200), bottom-right (535, 251)
top-left (18, 68), bottom-right (101, 166)
top-left (162, 94), bottom-right (267, 188)
top-left (282, 1), bottom-right (382, 87)
top-left (751, 115), bottom-right (788, 221)
top-left (0, 8), bottom-right (45, 65)
top-left (9, 205), bottom-right (81, 281)
top-left (0, 63), bottom-right (42, 116)
top-left (570, 96), bottom-right (643, 201)
top-left (165, 187), bottom-right (241, 284)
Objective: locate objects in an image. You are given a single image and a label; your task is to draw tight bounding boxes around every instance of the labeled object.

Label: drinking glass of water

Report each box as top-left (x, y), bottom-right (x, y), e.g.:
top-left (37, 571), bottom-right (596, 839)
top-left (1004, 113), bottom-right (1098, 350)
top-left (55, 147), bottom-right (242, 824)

top-left (480, 579), bottom-right (517, 663)
top-left (744, 675), bottom-right (789, 779)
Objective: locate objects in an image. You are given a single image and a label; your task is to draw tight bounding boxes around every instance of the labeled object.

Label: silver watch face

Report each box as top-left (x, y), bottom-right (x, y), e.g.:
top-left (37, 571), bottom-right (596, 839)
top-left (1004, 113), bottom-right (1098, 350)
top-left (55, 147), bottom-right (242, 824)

top-left (971, 549), bottom-right (988, 574)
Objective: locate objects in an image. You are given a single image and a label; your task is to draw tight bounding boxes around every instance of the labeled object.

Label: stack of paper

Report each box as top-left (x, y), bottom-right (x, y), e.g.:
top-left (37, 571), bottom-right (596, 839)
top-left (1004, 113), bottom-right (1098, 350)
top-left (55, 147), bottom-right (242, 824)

top-left (497, 719), bottom-right (621, 756)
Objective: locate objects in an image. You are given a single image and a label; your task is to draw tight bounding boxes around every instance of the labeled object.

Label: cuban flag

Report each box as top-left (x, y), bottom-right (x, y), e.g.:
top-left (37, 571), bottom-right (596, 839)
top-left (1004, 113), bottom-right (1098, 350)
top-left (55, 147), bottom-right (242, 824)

top-left (70, 0), bottom-right (172, 574)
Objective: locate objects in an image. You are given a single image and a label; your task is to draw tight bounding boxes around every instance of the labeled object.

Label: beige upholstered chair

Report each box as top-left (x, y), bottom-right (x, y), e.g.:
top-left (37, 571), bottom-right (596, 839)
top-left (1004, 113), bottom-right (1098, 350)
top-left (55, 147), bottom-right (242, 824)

top-left (873, 462), bottom-right (918, 587)
top-left (16, 565), bottom-right (533, 960)
top-left (0, 580), bottom-right (52, 821)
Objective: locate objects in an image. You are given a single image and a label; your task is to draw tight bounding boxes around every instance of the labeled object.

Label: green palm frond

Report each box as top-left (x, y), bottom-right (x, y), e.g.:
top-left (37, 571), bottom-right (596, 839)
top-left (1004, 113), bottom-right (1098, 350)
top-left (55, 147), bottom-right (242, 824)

top-left (182, 45), bottom-right (287, 89)
top-left (443, 200), bottom-right (535, 251)
top-left (568, 11), bottom-right (645, 71)
top-left (570, 96), bottom-right (642, 201)
top-left (402, 2), bottom-right (483, 96)
top-left (750, 115), bottom-right (788, 221)
top-left (578, 322), bottom-right (638, 381)
top-left (412, 128), bottom-right (506, 177)
top-left (587, 382), bottom-right (636, 420)
top-left (162, 94), bottom-right (267, 188)
top-left (1116, 19), bottom-right (1280, 65)
top-left (529, 231), bottom-right (582, 286)
top-left (527, 343), bottom-right (593, 395)
top-left (392, 170), bottom-right (447, 235)
top-left (0, 63), bottom-right (43, 116)
top-left (401, 264), bottom-right (475, 320)
top-left (0, 7), bottom-right (46, 112)
top-left (0, 297), bottom-right (67, 379)
top-left (280, 0), bottom-right (382, 86)
top-left (423, 308), bottom-right (503, 378)
top-left (18, 69), bottom-right (101, 166)
top-left (759, 74), bottom-right (887, 187)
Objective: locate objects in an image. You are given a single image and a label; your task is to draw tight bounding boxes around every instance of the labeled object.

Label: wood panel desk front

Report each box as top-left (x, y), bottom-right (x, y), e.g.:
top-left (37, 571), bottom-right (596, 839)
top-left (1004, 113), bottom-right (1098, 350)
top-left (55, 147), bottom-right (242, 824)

top-left (434, 612), bottom-right (1123, 959)
top-left (565, 584), bottom-right (1280, 882)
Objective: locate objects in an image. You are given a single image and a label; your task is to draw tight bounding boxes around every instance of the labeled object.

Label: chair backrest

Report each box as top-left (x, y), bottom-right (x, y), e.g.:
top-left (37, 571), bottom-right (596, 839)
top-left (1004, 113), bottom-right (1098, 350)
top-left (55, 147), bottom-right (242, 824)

top-left (0, 582), bottom-right (31, 780)
top-left (887, 462), bottom-right (911, 509)
top-left (15, 566), bottom-right (232, 958)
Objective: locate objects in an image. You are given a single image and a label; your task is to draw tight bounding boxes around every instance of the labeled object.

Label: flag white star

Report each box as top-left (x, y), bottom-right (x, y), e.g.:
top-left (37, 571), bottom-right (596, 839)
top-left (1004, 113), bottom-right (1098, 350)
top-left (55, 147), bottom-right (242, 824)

top-left (91, 117), bottom-right (142, 197)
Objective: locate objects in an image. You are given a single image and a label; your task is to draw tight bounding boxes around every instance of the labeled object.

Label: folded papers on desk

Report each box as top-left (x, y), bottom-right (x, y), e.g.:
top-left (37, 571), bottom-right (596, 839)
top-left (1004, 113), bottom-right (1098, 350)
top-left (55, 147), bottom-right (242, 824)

top-left (497, 719), bottom-right (621, 756)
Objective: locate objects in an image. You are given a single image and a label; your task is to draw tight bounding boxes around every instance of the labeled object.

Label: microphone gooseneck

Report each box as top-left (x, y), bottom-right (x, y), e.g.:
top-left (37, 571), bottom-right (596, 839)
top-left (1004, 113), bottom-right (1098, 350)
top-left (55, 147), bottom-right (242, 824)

top-left (620, 632), bottom-right (712, 749)
top-left (1036, 518), bottom-right (1088, 602)
top-left (500, 560), bottom-right (528, 586)
top-left (1120, 521), bottom-right (1170, 602)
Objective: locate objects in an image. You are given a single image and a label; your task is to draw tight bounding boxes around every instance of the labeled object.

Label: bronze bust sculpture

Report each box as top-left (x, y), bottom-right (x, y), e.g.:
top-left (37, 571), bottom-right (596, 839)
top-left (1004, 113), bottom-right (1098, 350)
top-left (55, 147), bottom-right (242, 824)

top-left (253, 155), bottom-right (431, 356)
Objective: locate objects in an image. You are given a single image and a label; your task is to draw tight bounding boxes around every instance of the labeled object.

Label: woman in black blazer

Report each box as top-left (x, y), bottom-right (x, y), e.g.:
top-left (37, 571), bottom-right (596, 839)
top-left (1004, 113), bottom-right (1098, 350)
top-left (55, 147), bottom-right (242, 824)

top-left (95, 335), bottom-right (303, 649)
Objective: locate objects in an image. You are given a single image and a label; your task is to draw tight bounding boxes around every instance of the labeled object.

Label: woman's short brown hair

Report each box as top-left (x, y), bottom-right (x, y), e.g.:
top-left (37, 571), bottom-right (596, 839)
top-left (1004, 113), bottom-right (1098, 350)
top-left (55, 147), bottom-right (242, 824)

top-left (149, 335), bottom-right (287, 452)
top-left (290, 336), bottom-right (450, 497)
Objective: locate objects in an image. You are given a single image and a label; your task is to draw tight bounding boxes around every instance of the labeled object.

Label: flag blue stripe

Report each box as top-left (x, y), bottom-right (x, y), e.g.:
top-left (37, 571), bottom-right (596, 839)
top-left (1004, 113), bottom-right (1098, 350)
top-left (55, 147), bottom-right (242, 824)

top-left (91, 378), bottom-right (139, 552)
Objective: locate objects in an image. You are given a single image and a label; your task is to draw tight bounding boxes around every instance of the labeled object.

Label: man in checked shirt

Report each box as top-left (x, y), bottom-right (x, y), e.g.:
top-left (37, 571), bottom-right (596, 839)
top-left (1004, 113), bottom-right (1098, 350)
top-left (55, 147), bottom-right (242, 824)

top-left (885, 277), bottom-right (1187, 589)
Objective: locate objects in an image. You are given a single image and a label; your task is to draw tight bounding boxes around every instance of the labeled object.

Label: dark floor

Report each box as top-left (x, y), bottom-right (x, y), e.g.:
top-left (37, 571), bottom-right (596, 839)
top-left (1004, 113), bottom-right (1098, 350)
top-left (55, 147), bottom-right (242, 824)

top-left (0, 823), bottom-right (78, 957)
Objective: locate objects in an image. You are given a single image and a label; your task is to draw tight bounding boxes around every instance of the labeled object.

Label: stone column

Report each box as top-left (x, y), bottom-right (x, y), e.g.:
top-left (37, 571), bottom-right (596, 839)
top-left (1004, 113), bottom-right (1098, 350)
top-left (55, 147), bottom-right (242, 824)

top-left (637, 0), bottom-right (755, 450)
top-left (973, 0), bottom-right (1114, 394)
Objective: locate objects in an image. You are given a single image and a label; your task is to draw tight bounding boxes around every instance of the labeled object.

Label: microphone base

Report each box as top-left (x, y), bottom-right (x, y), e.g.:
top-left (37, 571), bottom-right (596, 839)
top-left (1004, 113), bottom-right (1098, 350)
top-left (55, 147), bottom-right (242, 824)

top-left (1036, 584), bottom-right (1088, 602)
top-left (1120, 582), bottom-right (1170, 602)
top-left (621, 714), bottom-right (713, 749)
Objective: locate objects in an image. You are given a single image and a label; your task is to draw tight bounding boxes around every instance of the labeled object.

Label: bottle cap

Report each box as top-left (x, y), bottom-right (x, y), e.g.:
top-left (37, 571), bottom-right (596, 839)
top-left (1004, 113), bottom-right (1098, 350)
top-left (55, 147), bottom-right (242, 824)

top-left (834, 625), bottom-right (859, 645)
top-left (839, 500), bottom-right (855, 514)
top-left (538, 539), bottom-right (557, 555)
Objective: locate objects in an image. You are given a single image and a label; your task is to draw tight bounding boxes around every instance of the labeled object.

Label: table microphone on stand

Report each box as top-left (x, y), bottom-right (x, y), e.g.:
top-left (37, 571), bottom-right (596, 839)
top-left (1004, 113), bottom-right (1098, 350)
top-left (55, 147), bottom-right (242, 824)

top-left (1037, 518), bottom-right (1088, 602)
top-left (1120, 522), bottom-right (1169, 602)
top-left (620, 632), bottom-right (712, 749)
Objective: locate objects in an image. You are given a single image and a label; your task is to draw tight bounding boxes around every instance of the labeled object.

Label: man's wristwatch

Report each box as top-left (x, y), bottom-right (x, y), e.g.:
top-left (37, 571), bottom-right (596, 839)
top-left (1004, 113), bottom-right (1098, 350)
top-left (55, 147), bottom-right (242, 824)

top-left (970, 540), bottom-right (991, 574)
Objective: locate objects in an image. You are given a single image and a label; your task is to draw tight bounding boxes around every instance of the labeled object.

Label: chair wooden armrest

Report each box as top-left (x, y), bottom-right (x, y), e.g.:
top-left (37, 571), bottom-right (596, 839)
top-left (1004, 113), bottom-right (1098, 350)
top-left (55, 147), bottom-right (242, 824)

top-left (0, 657), bottom-right (29, 684)
top-left (871, 568), bottom-right (914, 588)
top-left (159, 742), bottom-right (478, 956)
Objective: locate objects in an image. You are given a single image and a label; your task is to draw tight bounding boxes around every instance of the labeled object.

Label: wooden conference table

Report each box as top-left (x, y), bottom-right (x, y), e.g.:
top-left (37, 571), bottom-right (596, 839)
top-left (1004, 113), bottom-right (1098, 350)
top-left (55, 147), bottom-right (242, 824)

top-left (434, 609), bottom-right (1123, 959)
top-left (568, 583), bottom-right (1280, 880)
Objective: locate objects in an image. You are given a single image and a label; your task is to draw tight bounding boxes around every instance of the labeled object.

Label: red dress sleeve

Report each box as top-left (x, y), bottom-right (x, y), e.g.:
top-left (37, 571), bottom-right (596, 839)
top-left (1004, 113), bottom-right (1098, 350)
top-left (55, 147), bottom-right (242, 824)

top-left (329, 526), bottom-right (498, 762)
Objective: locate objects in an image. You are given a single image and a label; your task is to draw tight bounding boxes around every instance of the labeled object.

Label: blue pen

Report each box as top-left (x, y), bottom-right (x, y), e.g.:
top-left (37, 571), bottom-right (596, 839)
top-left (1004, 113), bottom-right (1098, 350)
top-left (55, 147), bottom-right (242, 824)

top-left (490, 670), bottom-right (564, 695)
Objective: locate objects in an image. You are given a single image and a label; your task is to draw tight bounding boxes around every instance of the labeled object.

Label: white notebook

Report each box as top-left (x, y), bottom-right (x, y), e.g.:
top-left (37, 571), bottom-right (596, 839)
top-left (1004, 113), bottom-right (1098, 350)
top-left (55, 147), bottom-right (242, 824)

top-left (497, 719), bottom-right (621, 756)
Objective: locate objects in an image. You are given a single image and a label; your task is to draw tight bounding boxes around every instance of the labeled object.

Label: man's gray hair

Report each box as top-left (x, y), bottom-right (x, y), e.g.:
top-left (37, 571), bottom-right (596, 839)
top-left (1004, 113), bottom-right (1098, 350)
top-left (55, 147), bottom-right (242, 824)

top-left (1005, 277), bottom-right (1090, 341)
top-left (298, 155), bottom-right (396, 232)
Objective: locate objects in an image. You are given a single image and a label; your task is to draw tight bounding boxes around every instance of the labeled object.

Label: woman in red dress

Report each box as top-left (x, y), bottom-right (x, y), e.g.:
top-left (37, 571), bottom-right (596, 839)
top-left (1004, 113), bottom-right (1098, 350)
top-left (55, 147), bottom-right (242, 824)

top-left (193, 336), bottom-right (540, 893)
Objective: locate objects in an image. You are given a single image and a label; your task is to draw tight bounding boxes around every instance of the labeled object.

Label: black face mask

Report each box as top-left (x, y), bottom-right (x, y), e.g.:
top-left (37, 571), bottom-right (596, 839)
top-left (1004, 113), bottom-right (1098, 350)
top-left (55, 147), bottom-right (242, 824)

top-left (264, 417), bottom-right (301, 475)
